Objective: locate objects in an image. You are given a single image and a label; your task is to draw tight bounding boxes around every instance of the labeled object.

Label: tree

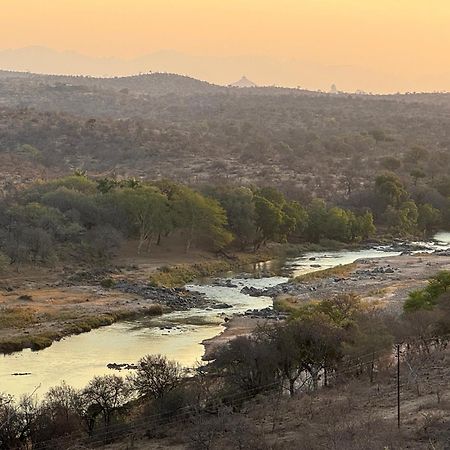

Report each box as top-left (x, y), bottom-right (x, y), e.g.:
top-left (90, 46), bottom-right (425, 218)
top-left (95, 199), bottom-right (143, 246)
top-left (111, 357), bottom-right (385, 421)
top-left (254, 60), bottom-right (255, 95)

top-left (274, 318), bottom-right (343, 390)
top-left (83, 224), bottom-right (123, 260)
top-left (282, 201), bottom-right (309, 239)
top-left (350, 211), bottom-right (376, 241)
top-left (323, 207), bottom-right (352, 242)
top-left (211, 336), bottom-right (279, 395)
top-left (384, 200), bottom-right (419, 235)
top-left (368, 129), bottom-right (387, 143)
top-left (113, 186), bottom-right (171, 254)
top-left (130, 355), bottom-right (184, 400)
top-left (305, 199), bottom-right (328, 242)
top-left (418, 203), bottom-right (441, 234)
top-left (172, 187), bottom-right (232, 253)
top-left (41, 187), bottom-right (101, 229)
top-left (375, 173), bottom-right (408, 210)
top-left (404, 271), bottom-right (450, 312)
top-left (253, 196), bottom-right (283, 248)
top-left (410, 168), bottom-right (426, 186)
top-left (208, 187), bottom-right (258, 249)
top-left (33, 383), bottom-right (83, 445)
top-left (343, 312), bottom-right (393, 382)
top-left (0, 252), bottom-right (10, 272)
top-left (81, 375), bottom-right (131, 431)
top-left (0, 393), bottom-right (22, 449)
top-left (404, 146), bottom-right (429, 165)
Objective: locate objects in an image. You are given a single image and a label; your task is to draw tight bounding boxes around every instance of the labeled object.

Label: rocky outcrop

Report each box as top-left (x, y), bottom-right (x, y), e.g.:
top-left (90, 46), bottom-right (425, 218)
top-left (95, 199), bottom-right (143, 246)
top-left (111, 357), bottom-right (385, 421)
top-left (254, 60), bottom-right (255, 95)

top-left (113, 280), bottom-right (208, 311)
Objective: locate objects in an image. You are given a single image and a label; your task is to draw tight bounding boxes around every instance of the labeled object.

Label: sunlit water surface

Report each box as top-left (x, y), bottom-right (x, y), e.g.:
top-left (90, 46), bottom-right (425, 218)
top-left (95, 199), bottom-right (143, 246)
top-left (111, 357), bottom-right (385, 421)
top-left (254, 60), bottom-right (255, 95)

top-left (1, 232), bottom-right (449, 398)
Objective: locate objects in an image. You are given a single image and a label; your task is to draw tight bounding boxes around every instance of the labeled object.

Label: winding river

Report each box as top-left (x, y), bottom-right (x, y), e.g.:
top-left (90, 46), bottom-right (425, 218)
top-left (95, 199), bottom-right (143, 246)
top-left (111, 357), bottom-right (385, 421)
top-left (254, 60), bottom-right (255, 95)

top-left (2, 232), bottom-right (450, 399)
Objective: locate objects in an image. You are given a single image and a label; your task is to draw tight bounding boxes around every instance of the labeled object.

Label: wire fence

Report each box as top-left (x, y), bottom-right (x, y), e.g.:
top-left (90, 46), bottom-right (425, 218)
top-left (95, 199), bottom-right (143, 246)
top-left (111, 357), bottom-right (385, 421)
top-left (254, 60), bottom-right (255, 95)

top-left (25, 332), bottom-right (450, 450)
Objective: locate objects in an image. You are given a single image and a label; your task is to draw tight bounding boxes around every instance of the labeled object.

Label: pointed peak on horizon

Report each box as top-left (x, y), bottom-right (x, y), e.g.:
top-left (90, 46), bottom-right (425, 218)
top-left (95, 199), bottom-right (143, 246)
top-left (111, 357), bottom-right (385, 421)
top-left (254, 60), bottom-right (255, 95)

top-left (229, 75), bottom-right (257, 88)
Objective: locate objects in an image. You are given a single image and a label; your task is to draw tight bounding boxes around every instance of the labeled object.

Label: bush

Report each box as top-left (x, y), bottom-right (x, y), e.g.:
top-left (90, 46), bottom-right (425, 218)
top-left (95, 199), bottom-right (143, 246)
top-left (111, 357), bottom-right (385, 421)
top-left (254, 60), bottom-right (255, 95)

top-left (0, 252), bottom-right (10, 272)
top-left (100, 278), bottom-right (116, 289)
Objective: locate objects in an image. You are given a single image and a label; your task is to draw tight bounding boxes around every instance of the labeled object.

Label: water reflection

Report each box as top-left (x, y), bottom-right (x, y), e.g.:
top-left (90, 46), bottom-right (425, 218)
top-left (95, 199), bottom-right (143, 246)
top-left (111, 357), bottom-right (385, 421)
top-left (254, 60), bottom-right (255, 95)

top-left (1, 232), bottom-right (449, 398)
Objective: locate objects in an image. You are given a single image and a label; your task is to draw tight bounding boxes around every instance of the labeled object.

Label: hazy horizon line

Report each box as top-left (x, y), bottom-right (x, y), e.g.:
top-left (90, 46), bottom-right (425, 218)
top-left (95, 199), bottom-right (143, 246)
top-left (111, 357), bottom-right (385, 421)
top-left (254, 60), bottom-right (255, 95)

top-left (1, 45), bottom-right (450, 95)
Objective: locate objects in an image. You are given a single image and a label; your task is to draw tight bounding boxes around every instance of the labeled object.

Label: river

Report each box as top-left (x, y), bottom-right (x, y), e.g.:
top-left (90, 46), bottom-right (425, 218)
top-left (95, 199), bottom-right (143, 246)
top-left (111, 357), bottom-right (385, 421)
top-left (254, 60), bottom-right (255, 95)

top-left (2, 232), bottom-right (450, 399)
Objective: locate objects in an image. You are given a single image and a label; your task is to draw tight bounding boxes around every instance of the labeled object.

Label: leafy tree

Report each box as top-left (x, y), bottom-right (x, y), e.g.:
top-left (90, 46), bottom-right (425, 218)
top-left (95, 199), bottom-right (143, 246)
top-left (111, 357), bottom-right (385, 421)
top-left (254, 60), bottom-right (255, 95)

top-left (41, 188), bottom-right (101, 229)
top-left (26, 176), bottom-right (97, 200)
top-left (282, 201), bottom-right (309, 238)
top-left (96, 178), bottom-right (119, 194)
top-left (404, 146), bottom-right (429, 165)
top-left (113, 186), bottom-right (171, 253)
top-left (384, 200), bottom-right (419, 235)
top-left (257, 187), bottom-right (285, 206)
top-left (418, 203), bottom-right (441, 234)
top-left (404, 271), bottom-right (450, 312)
top-left (375, 172), bottom-right (408, 210)
top-left (323, 207), bottom-right (352, 242)
top-left (172, 187), bottom-right (232, 252)
top-left (276, 318), bottom-right (343, 390)
top-left (350, 211), bottom-right (376, 240)
top-left (305, 199), bottom-right (328, 242)
top-left (83, 225), bottom-right (123, 260)
top-left (368, 129), bottom-right (388, 143)
top-left (208, 187), bottom-right (258, 249)
top-left (343, 312), bottom-right (393, 382)
top-left (253, 195), bottom-right (283, 248)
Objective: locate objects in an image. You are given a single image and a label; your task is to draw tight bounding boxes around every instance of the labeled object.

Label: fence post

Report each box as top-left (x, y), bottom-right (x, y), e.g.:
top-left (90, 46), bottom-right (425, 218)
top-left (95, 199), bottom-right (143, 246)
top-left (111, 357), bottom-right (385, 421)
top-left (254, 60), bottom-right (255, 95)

top-left (397, 344), bottom-right (401, 429)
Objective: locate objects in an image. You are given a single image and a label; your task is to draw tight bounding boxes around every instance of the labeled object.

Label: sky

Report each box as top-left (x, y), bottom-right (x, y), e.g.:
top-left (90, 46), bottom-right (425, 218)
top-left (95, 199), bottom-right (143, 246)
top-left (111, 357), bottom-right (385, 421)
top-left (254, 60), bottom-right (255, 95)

top-left (1, 0), bottom-right (450, 92)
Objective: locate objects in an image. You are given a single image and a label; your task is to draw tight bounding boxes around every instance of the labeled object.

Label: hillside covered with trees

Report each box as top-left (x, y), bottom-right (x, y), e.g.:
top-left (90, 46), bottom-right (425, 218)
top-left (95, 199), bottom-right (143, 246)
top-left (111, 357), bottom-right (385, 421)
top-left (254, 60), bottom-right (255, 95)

top-left (1, 71), bottom-right (450, 206)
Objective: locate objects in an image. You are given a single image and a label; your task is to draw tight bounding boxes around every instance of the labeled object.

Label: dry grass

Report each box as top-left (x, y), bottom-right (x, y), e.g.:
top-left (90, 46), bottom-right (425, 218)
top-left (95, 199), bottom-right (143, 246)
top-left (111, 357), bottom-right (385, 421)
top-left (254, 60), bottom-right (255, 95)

top-left (0, 307), bottom-right (37, 328)
top-left (148, 248), bottom-right (282, 287)
top-left (294, 263), bottom-right (357, 283)
top-left (273, 295), bottom-right (305, 313)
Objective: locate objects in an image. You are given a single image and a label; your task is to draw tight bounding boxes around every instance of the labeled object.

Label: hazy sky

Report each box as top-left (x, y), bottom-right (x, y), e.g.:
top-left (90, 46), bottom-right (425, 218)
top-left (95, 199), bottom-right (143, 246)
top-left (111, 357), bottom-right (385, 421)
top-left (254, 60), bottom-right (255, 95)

top-left (2, 0), bottom-right (450, 91)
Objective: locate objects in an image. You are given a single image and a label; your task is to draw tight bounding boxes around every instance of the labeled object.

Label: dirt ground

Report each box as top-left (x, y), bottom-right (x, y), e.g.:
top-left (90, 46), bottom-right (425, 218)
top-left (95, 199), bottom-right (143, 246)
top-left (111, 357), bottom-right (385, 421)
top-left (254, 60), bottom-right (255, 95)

top-left (202, 316), bottom-right (271, 360)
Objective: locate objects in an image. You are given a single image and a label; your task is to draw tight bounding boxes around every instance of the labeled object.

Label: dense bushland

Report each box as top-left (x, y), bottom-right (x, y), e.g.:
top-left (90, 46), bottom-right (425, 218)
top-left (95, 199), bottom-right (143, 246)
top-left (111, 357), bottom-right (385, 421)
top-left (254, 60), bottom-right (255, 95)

top-left (2, 72), bottom-right (450, 204)
top-left (0, 172), bottom-right (447, 268)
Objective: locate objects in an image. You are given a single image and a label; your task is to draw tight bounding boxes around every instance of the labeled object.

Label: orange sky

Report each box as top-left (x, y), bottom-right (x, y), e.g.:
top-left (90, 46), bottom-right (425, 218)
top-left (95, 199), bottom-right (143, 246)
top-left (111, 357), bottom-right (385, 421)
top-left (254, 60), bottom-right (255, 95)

top-left (1, 0), bottom-right (450, 91)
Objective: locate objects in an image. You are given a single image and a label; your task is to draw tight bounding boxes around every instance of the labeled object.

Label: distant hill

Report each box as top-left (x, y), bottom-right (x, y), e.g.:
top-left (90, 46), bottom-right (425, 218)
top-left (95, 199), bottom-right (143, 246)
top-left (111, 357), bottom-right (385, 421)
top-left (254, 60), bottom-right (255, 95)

top-left (230, 76), bottom-right (257, 88)
top-left (0, 70), bottom-right (224, 97)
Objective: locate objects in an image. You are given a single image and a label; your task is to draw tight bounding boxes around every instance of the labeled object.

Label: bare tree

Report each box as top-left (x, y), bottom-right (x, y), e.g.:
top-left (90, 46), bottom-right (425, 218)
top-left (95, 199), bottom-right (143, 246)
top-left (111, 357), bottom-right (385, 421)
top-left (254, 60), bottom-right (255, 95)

top-left (81, 375), bottom-right (131, 433)
top-left (130, 354), bottom-right (184, 400)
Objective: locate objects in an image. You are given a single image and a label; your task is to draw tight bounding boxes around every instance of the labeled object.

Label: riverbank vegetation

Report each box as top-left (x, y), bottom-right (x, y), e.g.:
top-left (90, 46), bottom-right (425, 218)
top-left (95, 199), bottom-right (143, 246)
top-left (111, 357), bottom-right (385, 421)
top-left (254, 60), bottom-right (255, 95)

top-left (0, 171), bottom-right (446, 271)
top-left (1, 272), bottom-right (450, 449)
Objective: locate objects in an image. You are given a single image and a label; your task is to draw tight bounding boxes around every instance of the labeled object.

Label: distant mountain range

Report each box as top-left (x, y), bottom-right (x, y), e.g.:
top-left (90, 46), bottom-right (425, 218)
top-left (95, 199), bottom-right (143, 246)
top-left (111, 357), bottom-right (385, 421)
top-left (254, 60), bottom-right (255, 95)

top-left (1, 46), bottom-right (450, 93)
